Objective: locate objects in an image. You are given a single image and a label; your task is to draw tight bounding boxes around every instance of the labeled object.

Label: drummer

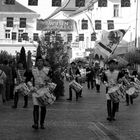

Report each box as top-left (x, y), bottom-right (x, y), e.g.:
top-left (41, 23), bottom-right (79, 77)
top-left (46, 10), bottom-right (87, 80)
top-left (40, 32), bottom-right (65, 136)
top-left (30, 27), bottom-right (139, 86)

top-left (31, 56), bottom-right (51, 130)
top-left (67, 62), bottom-right (81, 101)
top-left (102, 59), bottom-right (122, 121)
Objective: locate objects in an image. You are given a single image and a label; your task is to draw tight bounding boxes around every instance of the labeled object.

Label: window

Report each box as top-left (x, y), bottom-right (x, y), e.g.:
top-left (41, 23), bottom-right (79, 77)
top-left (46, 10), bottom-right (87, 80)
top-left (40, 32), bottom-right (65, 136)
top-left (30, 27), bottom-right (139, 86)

top-left (79, 34), bottom-right (84, 41)
top-left (33, 33), bottom-right (39, 41)
top-left (113, 4), bottom-right (119, 17)
top-left (98, 0), bottom-right (107, 7)
top-left (107, 20), bottom-right (114, 30)
top-left (28, 0), bottom-right (38, 6)
top-left (52, 0), bottom-right (61, 7)
top-left (12, 32), bottom-right (16, 40)
top-left (95, 20), bottom-right (101, 30)
top-left (5, 0), bottom-right (15, 4)
top-left (20, 18), bottom-right (26, 28)
top-left (91, 32), bottom-right (96, 41)
top-left (7, 17), bottom-right (13, 27)
top-left (18, 30), bottom-right (23, 42)
top-left (5, 30), bottom-right (10, 39)
top-left (67, 33), bottom-right (72, 42)
top-left (75, 0), bottom-right (85, 7)
top-left (81, 20), bottom-right (88, 30)
top-left (22, 33), bottom-right (28, 41)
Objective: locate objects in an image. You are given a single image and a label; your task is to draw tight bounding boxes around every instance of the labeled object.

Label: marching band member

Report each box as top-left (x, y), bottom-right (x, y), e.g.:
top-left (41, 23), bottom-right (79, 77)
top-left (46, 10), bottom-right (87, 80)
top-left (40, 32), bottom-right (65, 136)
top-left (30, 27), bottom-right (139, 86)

top-left (12, 61), bottom-right (26, 108)
top-left (123, 71), bottom-right (134, 106)
top-left (86, 63), bottom-right (95, 90)
top-left (102, 59), bottom-right (122, 121)
top-left (31, 56), bottom-right (51, 129)
top-left (67, 62), bottom-right (81, 101)
top-left (124, 63), bottom-right (138, 106)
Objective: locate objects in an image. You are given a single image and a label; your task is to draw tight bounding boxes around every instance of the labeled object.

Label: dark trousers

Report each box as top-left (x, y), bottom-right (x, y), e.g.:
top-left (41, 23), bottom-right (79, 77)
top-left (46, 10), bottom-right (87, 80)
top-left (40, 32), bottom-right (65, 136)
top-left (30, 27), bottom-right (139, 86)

top-left (96, 84), bottom-right (100, 92)
top-left (5, 83), bottom-right (10, 100)
top-left (10, 84), bottom-right (14, 99)
top-left (33, 105), bottom-right (46, 126)
top-left (13, 92), bottom-right (28, 107)
top-left (107, 100), bottom-right (118, 119)
top-left (69, 86), bottom-right (79, 100)
top-left (126, 94), bottom-right (133, 105)
top-left (87, 78), bottom-right (94, 89)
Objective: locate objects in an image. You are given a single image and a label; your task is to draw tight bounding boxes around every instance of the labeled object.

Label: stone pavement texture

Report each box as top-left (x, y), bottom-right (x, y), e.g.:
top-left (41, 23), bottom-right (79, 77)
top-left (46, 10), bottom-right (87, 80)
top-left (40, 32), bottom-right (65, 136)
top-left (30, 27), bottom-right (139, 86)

top-left (0, 80), bottom-right (140, 140)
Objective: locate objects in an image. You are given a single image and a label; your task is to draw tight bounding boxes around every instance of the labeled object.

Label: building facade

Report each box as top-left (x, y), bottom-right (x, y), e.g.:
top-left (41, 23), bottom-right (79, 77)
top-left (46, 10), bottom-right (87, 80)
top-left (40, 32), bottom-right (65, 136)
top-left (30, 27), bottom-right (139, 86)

top-left (44, 0), bottom-right (140, 60)
top-left (0, 0), bottom-right (39, 55)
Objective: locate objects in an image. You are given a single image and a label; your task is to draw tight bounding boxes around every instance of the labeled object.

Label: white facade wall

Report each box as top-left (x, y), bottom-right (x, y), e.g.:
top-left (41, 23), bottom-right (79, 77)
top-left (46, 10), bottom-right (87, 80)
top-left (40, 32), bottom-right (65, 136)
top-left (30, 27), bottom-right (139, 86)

top-left (0, 13), bottom-right (39, 55)
top-left (49, 0), bottom-right (139, 60)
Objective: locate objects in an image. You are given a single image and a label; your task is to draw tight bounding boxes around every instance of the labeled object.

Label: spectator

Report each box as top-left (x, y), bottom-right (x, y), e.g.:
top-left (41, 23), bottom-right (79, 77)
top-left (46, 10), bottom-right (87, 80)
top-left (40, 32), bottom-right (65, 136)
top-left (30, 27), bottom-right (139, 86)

top-left (0, 68), bottom-right (7, 103)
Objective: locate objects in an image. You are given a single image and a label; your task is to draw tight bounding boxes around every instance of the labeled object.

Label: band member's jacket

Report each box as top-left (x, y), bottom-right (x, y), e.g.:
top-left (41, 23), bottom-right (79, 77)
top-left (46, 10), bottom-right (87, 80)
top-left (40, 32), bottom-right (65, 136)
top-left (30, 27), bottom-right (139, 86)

top-left (32, 67), bottom-right (50, 105)
top-left (102, 69), bottom-right (121, 99)
top-left (69, 67), bottom-right (81, 83)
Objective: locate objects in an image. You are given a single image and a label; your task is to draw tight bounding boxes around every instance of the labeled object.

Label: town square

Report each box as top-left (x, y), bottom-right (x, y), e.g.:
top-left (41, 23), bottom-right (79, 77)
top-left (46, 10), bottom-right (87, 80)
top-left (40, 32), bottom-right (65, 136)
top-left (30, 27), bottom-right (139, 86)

top-left (0, 0), bottom-right (140, 140)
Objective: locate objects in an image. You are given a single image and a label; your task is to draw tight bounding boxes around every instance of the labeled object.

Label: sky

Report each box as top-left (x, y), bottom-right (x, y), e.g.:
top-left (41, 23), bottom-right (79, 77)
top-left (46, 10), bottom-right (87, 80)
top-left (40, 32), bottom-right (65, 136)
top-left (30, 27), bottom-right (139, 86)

top-left (16, 0), bottom-right (59, 19)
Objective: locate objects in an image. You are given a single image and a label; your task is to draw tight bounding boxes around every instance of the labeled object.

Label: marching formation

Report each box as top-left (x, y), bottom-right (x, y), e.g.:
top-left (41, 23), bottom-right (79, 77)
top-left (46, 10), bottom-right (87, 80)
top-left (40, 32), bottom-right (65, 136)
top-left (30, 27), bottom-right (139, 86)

top-left (0, 56), bottom-right (140, 131)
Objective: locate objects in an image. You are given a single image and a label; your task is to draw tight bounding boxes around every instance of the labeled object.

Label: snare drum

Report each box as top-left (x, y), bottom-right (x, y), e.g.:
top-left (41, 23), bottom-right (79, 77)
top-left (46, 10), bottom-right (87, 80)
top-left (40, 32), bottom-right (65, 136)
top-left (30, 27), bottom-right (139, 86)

top-left (36, 87), bottom-right (56, 106)
top-left (48, 82), bottom-right (57, 92)
top-left (69, 80), bottom-right (83, 93)
top-left (14, 83), bottom-right (30, 96)
top-left (108, 86), bottom-right (120, 103)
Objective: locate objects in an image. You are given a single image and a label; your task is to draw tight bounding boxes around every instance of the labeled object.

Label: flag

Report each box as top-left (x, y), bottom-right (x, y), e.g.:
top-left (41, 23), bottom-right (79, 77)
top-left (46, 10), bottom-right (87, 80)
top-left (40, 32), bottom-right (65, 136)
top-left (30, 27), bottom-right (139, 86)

top-left (96, 29), bottom-right (127, 56)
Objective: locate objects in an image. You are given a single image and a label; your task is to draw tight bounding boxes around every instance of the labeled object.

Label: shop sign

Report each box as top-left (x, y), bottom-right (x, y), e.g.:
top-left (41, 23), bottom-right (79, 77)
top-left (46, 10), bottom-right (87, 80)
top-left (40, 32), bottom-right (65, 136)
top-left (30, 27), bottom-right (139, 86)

top-left (37, 19), bottom-right (74, 31)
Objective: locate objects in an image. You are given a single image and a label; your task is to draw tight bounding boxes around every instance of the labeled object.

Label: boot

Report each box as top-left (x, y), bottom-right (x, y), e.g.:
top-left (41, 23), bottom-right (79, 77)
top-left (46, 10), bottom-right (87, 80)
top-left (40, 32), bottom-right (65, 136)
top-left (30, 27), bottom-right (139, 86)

top-left (23, 95), bottom-right (28, 108)
top-left (40, 106), bottom-right (46, 129)
top-left (107, 100), bottom-right (112, 121)
top-left (32, 105), bottom-right (39, 129)
top-left (12, 92), bottom-right (18, 108)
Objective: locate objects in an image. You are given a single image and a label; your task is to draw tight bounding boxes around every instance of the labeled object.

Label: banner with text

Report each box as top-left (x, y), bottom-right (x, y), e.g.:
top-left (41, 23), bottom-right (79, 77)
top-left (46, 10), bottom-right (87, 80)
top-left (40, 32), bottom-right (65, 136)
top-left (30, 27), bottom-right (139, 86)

top-left (37, 19), bottom-right (74, 31)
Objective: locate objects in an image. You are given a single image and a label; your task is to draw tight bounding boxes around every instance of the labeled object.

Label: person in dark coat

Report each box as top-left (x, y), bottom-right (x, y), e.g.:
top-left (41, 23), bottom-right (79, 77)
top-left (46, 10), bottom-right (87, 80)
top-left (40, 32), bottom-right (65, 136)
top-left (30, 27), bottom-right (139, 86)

top-left (0, 60), bottom-right (12, 101)
top-left (86, 64), bottom-right (95, 89)
top-left (9, 60), bottom-right (17, 99)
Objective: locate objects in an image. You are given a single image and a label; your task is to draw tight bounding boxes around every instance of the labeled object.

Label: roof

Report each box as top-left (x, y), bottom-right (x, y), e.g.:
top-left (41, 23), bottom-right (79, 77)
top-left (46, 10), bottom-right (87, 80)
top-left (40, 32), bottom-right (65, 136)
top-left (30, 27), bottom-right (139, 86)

top-left (0, 0), bottom-right (37, 13)
top-left (46, 0), bottom-right (96, 19)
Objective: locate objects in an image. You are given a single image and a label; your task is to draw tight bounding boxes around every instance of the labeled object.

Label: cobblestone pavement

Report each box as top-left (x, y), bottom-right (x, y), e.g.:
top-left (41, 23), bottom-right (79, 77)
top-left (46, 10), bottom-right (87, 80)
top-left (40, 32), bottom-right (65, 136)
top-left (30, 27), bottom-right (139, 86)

top-left (0, 81), bottom-right (140, 140)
